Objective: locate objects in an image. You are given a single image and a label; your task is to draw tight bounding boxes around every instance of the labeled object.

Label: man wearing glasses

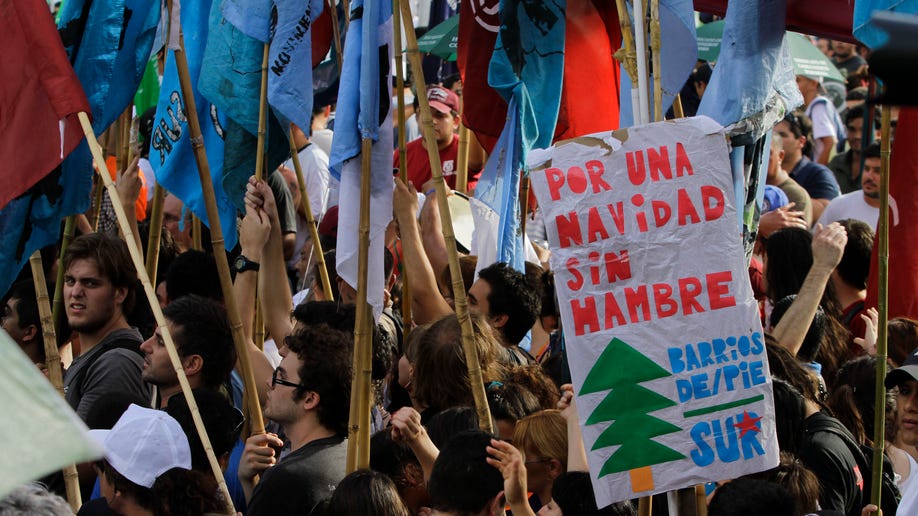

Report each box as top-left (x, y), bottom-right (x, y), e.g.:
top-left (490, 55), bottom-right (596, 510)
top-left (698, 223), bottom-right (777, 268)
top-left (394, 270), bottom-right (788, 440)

top-left (238, 324), bottom-right (352, 515)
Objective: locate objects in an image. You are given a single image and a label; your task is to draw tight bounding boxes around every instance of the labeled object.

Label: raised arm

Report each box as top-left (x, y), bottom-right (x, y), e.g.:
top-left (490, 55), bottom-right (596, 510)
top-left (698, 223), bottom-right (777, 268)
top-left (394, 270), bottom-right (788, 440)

top-left (393, 178), bottom-right (453, 325)
top-left (245, 177), bottom-right (295, 341)
top-left (771, 223), bottom-right (847, 355)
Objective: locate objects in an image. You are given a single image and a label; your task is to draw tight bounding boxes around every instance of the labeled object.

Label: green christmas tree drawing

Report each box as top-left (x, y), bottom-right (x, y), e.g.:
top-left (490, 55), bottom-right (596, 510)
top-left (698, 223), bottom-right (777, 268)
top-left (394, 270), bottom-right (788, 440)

top-left (580, 337), bottom-right (684, 491)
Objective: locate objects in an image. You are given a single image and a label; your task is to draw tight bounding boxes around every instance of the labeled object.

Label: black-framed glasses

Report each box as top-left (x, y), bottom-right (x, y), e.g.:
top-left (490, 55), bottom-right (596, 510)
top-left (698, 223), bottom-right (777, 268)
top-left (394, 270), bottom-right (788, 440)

top-left (272, 367), bottom-right (307, 389)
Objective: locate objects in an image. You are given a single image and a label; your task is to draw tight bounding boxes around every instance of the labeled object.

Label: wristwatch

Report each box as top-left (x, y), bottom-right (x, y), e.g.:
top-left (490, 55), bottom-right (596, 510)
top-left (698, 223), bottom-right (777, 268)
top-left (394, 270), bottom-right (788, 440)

top-left (234, 255), bottom-right (260, 273)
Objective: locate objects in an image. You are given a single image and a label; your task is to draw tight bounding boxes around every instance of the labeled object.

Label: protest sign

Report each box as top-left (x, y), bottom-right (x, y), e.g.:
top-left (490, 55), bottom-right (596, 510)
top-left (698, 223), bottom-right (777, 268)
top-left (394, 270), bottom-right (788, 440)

top-left (529, 116), bottom-right (778, 507)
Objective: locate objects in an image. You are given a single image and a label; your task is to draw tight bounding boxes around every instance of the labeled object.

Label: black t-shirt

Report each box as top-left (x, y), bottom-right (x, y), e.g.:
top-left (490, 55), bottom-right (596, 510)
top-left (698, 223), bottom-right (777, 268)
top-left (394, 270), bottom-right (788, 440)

top-left (801, 412), bottom-right (863, 516)
top-left (246, 435), bottom-right (347, 516)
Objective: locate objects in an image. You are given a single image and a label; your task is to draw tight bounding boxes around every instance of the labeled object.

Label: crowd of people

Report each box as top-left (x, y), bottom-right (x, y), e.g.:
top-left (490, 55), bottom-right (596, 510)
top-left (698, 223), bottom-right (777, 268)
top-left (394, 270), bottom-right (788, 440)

top-left (1, 26), bottom-right (914, 516)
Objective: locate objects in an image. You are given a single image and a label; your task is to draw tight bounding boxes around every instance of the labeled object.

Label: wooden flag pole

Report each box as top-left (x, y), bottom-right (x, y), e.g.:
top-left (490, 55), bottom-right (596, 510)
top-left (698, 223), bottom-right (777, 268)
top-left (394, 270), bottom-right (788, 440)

top-left (91, 176), bottom-right (105, 231)
top-left (650, 0), bottom-right (662, 122)
top-left (145, 185), bottom-right (166, 282)
top-left (29, 251), bottom-right (81, 512)
top-left (869, 104), bottom-right (893, 516)
top-left (392, 0), bottom-right (412, 331)
top-left (327, 0), bottom-right (344, 73)
top-left (673, 94), bottom-right (685, 119)
top-left (613, 0), bottom-right (639, 123)
top-left (520, 176), bottom-right (530, 236)
top-left (78, 112), bottom-right (235, 515)
top-left (166, 0), bottom-right (266, 439)
top-left (633, 0), bottom-right (650, 124)
top-left (695, 484), bottom-right (708, 516)
top-left (192, 215), bottom-right (203, 250)
top-left (288, 129), bottom-right (334, 301)
top-left (399, 0), bottom-right (493, 433)
top-left (456, 98), bottom-right (470, 195)
top-left (252, 42), bottom-right (271, 351)
top-left (346, 139), bottom-right (376, 472)
top-left (638, 494), bottom-right (652, 516)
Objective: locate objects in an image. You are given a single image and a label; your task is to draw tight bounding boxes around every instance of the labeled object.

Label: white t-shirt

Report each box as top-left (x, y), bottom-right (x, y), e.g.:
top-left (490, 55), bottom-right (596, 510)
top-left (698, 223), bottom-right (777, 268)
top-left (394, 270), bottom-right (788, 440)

top-left (815, 190), bottom-right (879, 231)
top-left (900, 455), bottom-right (918, 516)
top-left (806, 96), bottom-right (837, 160)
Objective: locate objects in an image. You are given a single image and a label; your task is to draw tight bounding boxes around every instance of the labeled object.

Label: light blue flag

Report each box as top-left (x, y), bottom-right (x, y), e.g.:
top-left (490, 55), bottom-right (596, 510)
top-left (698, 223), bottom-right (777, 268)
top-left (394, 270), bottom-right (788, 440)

top-left (853, 0), bottom-right (918, 49)
top-left (222, 0), bottom-right (272, 42)
top-left (149, 0), bottom-right (238, 250)
top-left (472, 98), bottom-right (525, 271)
top-left (268, 0), bottom-right (326, 132)
top-left (330, 0), bottom-right (393, 320)
top-left (697, 0), bottom-right (798, 128)
top-left (477, 0), bottom-right (565, 273)
top-left (656, 0), bottom-right (697, 114)
top-left (58, 0), bottom-right (160, 133)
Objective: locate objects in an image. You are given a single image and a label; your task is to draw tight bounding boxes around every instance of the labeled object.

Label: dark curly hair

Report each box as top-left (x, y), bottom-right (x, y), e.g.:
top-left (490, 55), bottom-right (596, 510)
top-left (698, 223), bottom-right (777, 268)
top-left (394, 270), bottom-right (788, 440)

top-left (477, 262), bottom-right (541, 345)
top-left (284, 324), bottom-right (353, 435)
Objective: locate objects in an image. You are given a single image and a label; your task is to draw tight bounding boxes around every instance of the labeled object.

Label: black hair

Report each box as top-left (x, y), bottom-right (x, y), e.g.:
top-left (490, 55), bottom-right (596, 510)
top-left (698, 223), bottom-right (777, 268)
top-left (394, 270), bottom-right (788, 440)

top-left (97, 461), bottom-right (224, 515)
top-left (426, 407), bottom-right (479, 449)
top-left (292, 301), bottom-right (396, 381)
top-left (863, 141), bottom-right (882, 160)
top-left (164, 389), bottom-right (243, 471)
top-left (4, 279), bottom-right (44, 356)
top-left (369, 428), bottom-right (421, 487)
top-left (552, 471), bottom-right (636, 515)
top-left (165, 250), bottom-right (222, 303)
top-left (487, 383), bottom-right (541, 426)
top-left (163, 295), bottom-right (236, 390)
top-left (836, 219), bottom-right (874, 290)
top-left (427, 430), bottom-right (503, 515)
top-left (770, 378), bottom-right (808, 456)
top-left (324, 469), bottom-right (410, 516)
top-left (708, 478), bottom-right (795, 516)
top-left (284, 324), bottom-right (353, 435)
top-left (477, 262), bottom-right (541, 345)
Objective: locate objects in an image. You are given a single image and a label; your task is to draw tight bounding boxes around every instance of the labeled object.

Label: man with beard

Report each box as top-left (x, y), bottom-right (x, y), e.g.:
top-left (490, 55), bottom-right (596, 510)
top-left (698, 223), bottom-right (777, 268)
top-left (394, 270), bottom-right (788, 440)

top-left (139, 294), bottom-right (236, 407)
top-left (62, 233), bottom-right (149, 421)
top-left (237, 324), bottom-right (351, 515)
top-left (816, 142), bottom-right (882, 230)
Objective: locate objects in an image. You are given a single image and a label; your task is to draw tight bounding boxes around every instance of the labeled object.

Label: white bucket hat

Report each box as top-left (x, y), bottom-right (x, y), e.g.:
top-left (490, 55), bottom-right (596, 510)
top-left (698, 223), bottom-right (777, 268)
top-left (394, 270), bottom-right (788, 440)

top-left (88, 404), bottom-right (192, 488)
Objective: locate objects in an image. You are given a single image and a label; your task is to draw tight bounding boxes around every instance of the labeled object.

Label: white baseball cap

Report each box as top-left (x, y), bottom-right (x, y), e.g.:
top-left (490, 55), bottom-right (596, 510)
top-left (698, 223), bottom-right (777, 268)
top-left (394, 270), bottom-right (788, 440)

top-left (88, 404), bottom-right (192, 488)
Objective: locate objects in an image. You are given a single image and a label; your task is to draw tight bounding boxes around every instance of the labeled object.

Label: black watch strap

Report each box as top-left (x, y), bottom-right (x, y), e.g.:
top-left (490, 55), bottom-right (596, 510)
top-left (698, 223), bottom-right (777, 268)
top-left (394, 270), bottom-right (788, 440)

top-left (234, 255), bottom-right (260, 273)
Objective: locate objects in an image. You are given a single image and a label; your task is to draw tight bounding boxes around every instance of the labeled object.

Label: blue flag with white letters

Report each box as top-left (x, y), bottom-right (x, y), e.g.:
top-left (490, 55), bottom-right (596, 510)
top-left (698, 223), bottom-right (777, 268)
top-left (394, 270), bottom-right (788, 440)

top-left (150, 0), bottom-right (238, 250)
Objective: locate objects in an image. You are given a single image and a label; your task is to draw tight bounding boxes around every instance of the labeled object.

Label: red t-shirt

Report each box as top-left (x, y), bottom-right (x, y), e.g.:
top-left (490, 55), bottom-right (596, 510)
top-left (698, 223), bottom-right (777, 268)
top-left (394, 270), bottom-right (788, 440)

top-left (395, 135), bottom-right (480, 192)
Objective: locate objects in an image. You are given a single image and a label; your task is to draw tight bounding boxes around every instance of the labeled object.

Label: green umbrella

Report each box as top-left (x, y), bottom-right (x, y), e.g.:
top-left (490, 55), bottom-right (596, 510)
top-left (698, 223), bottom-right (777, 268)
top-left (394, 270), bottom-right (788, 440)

top-left (417, 14), bottom-right (459, 61)
top-left (695, 20), bottom-right (846, 83)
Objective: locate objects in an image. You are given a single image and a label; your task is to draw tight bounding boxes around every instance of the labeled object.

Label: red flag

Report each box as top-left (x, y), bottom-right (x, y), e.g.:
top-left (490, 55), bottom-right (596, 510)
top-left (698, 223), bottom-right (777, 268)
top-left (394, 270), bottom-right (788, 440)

top-left (694, 0), bottom-right (854, 42)
top-left (457, 0), bottom-right (506, 154)
top-left (554, 0), bottom-right (621, 141)
top-left (865, 108), bottom-right (918, 319)
top-left (312, 7), bottom-right (333, 68)
top-left (0, 0), bottom-right (89, 211)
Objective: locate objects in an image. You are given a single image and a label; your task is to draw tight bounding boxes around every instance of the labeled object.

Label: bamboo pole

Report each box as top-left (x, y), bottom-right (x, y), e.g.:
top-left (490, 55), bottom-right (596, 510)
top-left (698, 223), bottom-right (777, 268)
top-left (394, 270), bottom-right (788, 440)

top-left (455, 97), bottom-right (470, 194)
top-left (399, 0), bottom-right (493, 433)
top-left (695, 484), bottom-right (707, 516)
top-left (342, 0), bottom-right (350, 28)
top-left (638, 496), bottom-right (652, 516)
top-left (288, 129), bottom-right (334, 301)
top-left (192, 215), bottom-right (203, 250)
top-left (52, 216), bottom-right (77, 332)
top-left (346, 139), bottom-right (376, 472)
top-left (673, 94), bottom-right (685, 119)
top-left (77, 112), bottom-right (235, 514)
top-left (29, 252), bottom-right (81, 512)
top-left (327, 0), bottom-right (344, 73)
top-left (392, 0), bottom-right (412, 332)
top-left (252, 42), bottom-right (271, 351)
top-left (649, 0), bottom-right (662, 122)
top-left (119, 107), bottom-right (132, 170)
top-left (166, 0), bottom-right (266, 439)
top-left (869, 104), bottom-right (892, 516)
top-left (520, 176), bottom-right (530, 236)
top-left (613, 0), bottom-right (639, 125)
top-left (91, 176), bottom-right (105, 231)
top-left (145, 185), bottom-right (166, 283)
top-left (633, 0), bottom-right (650, 124)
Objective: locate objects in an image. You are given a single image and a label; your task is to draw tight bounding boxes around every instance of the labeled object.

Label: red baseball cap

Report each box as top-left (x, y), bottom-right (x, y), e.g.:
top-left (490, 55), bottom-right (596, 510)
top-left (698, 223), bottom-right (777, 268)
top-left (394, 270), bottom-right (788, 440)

top-left (427, 86), bottom-right (460, 114)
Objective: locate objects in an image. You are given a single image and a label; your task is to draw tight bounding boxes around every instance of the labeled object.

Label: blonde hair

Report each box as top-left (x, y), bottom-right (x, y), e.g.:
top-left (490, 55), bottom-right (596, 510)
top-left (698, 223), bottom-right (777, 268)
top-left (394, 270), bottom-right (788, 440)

top-left (513, 409), bottom-right (568, 469)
